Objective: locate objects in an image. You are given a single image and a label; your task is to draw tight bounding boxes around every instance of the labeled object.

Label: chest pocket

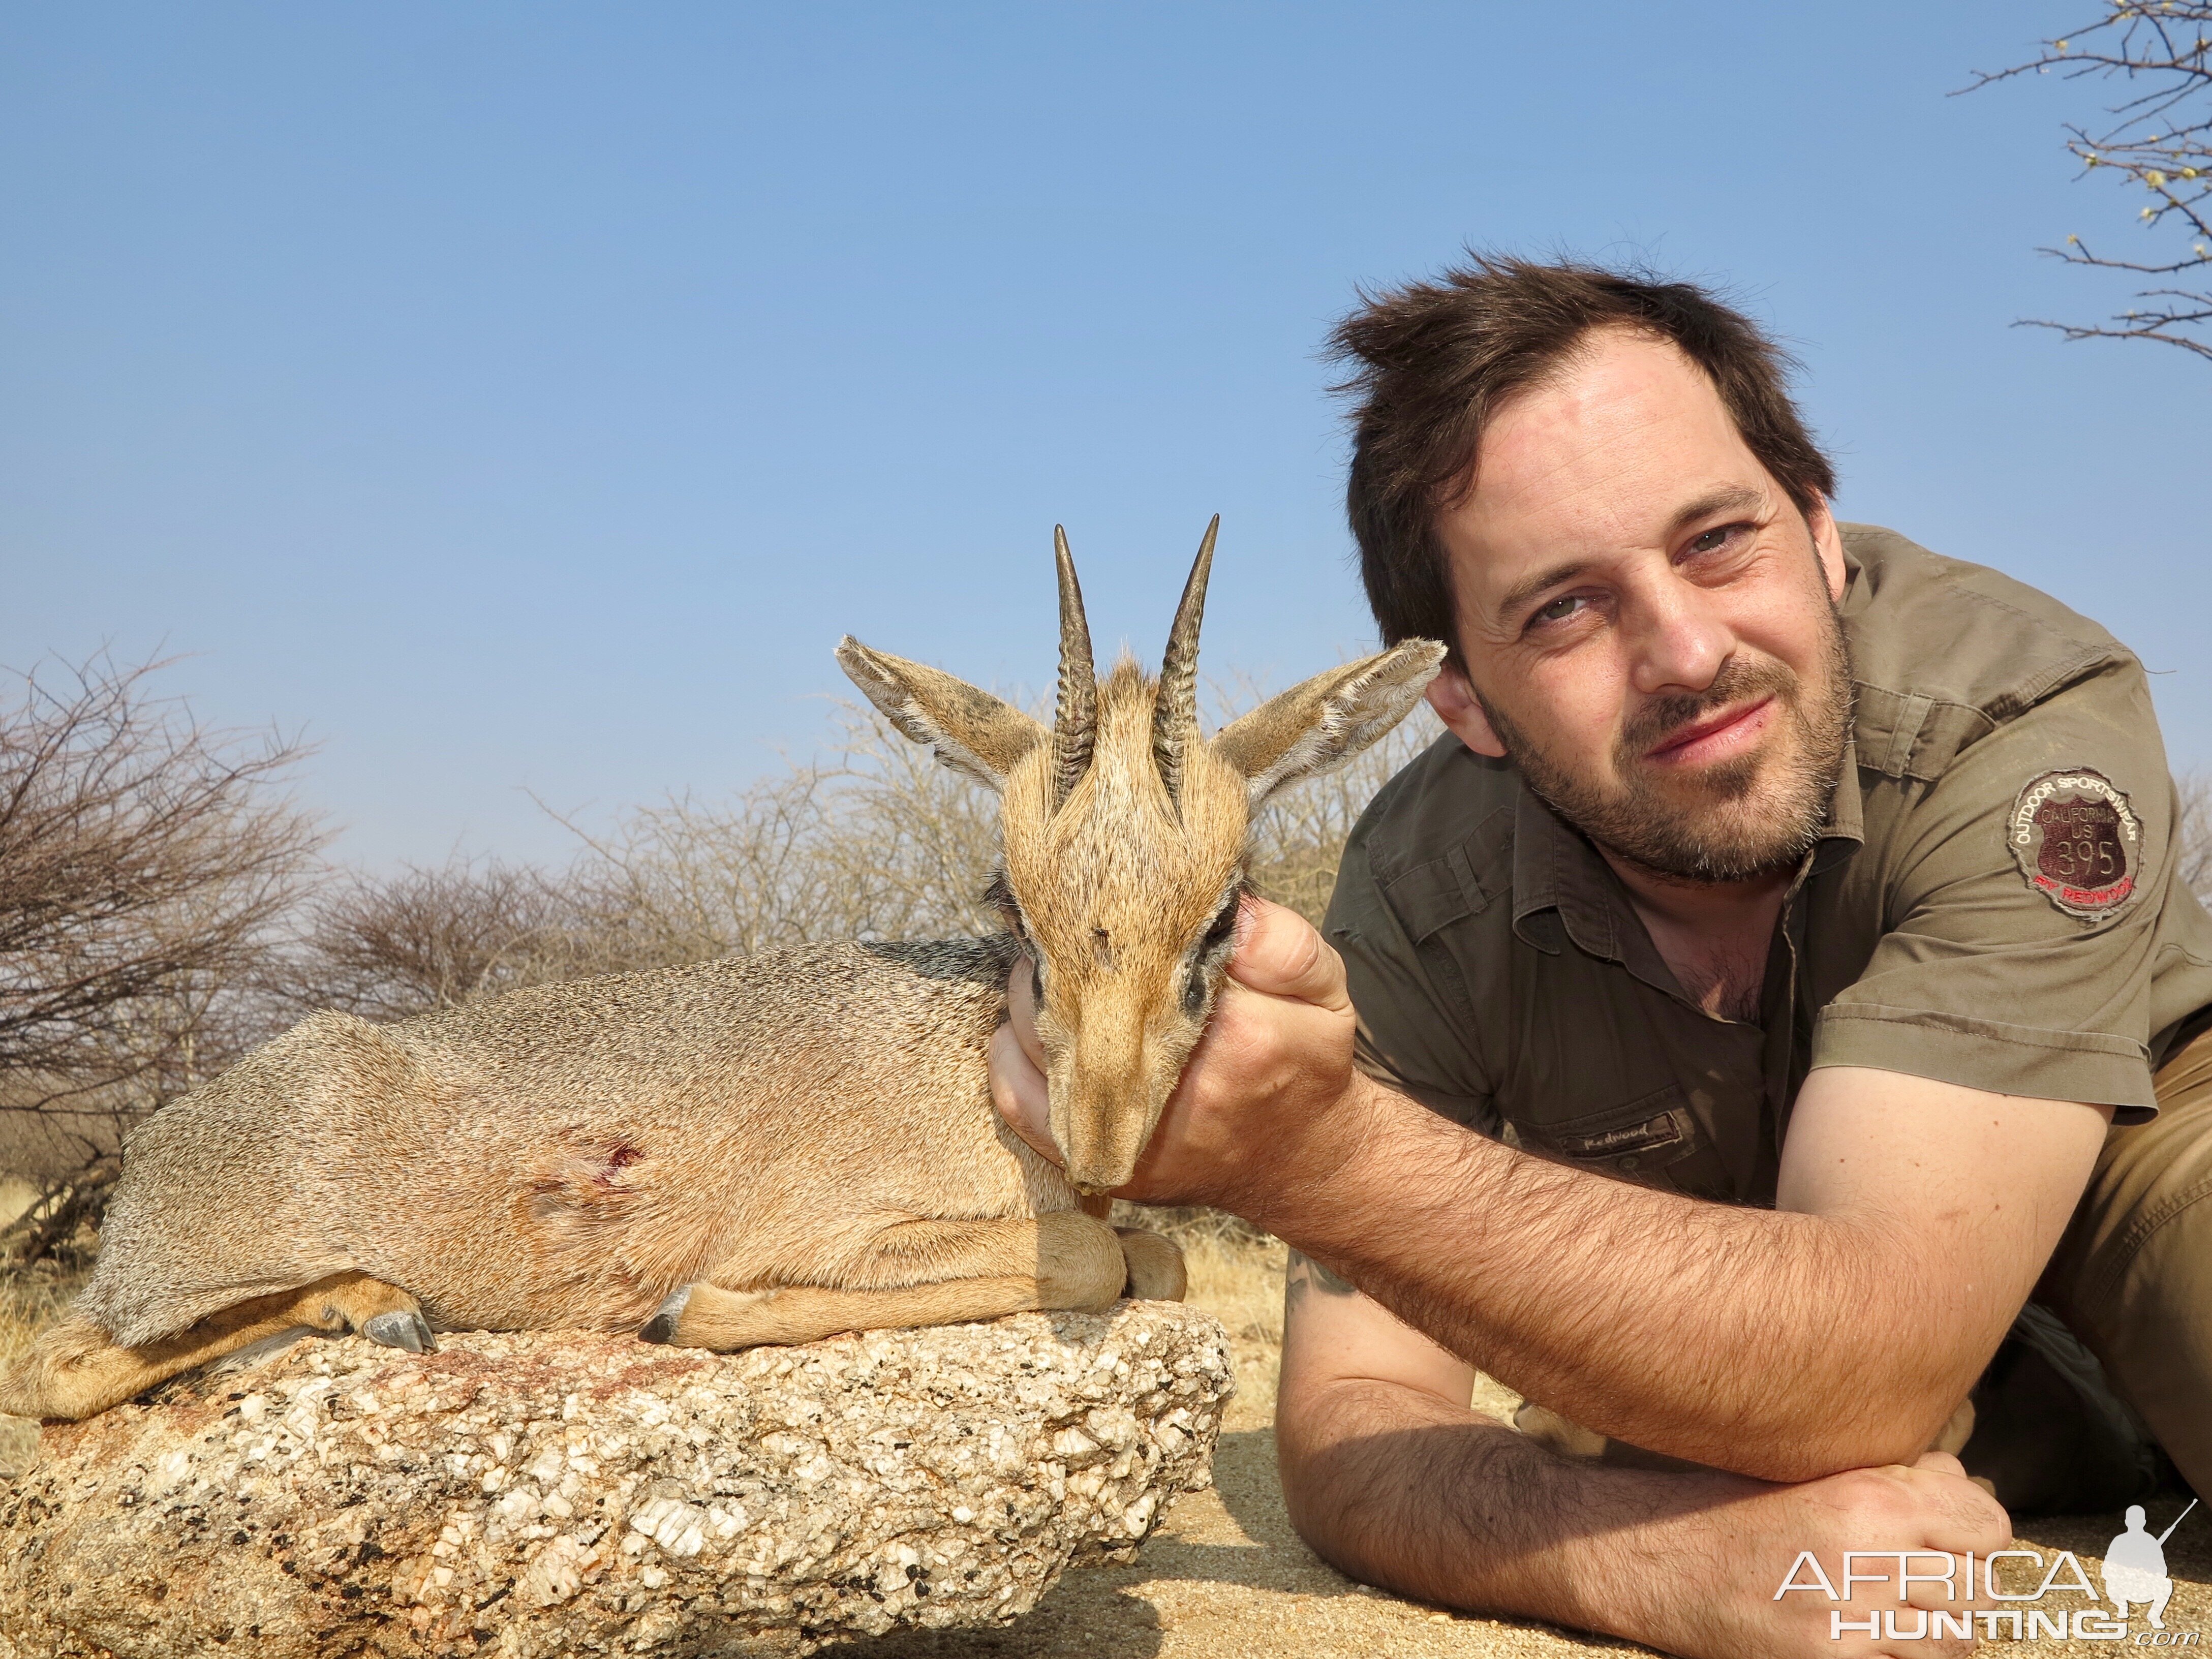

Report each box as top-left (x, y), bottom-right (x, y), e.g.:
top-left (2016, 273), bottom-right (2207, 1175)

top-left (1510, 1084), bottom-right (1701, 1186)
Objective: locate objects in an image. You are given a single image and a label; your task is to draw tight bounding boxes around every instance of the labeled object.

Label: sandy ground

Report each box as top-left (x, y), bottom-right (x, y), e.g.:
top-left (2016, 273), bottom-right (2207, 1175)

top-left (2, 1231), bottom-right (2203, 1656)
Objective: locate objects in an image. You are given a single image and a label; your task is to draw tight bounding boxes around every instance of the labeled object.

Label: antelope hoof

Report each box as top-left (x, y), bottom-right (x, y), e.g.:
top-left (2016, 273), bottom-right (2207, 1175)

top-left (362, 1311), bottom-right (436, 1354)
top-left (639, 1287), bottom-right (691, 1345)
top-left (1116, 1230), bottom-right (1188, 1302)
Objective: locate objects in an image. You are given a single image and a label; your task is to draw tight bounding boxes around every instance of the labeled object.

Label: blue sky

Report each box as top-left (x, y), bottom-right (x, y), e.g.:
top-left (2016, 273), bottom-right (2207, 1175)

top-left (4, 3), bottom-right (2205, 869)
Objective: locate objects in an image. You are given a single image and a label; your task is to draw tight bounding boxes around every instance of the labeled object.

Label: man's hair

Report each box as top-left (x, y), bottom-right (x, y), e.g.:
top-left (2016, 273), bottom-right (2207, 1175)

top-left (1328, 254), bottom-right (1836, 667)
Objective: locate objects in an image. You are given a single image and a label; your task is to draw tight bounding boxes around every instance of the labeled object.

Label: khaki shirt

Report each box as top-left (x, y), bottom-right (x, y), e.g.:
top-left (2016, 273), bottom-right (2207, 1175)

top-left (1325, 525), bottom-right (2212, 1207)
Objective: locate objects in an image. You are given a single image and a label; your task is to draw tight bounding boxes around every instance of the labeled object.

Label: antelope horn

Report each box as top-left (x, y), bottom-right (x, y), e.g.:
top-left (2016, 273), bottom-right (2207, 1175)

top-left (1151, 515), bottom-right (1218, 806)
top-left (1050, 525), bottom-right (1096, 808)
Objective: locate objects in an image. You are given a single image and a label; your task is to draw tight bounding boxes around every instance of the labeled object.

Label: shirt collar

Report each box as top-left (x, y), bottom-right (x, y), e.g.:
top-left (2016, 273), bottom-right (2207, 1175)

top-left (1811, 740), bottom-right (1864, 874)
top-left (1511, 782), bottom-right (1622, 962)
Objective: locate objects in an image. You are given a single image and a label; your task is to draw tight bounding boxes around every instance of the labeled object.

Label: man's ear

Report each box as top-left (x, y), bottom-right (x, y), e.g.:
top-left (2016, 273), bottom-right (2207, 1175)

top-left (1212, 639), bottom-right (1446, 807)
top-left (1424, 665), bottom-right (1508, 759)
top-left (1806, 494), bottom-right (1847, 604)
top-left (836, 637), bottom-right (1045, 792)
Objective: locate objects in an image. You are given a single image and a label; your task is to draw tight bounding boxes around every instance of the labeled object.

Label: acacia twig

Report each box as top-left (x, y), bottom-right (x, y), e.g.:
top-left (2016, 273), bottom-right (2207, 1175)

top-left (1963, 3), bottom-right (2212, 358)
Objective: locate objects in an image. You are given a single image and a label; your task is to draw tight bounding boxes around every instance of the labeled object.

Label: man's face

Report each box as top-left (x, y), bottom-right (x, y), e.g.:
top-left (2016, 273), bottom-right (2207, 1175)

top-left (1426, 328), bottom-right (1852, 885)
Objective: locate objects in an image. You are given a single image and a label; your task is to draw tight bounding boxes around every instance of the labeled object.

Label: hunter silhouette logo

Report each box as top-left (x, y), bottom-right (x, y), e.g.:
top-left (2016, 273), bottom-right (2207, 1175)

top-left (2105, 1499), bottom-right (2197, 1632)
top-left (1775, 1496), bottom-right (2201, 1643)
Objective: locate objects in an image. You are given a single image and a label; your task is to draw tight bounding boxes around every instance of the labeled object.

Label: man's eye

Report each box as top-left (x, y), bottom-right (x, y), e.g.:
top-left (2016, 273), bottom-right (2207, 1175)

top-left (1688, 524), bottom-right (1742, 556)
top-left (1532, 594), bottom-right (1584, 625)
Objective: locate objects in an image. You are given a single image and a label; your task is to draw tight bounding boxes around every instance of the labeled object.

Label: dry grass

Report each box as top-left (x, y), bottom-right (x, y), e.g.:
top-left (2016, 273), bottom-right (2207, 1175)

top-left (0, 1258), bottom-right (83, 1381)
top-left (0, 1178), bottom-right (87, 1384)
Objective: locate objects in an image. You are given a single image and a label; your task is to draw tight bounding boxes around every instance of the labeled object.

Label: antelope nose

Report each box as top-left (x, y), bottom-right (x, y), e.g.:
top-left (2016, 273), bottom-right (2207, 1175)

top-left (1060, 1066), bottom-right (1148, 1190)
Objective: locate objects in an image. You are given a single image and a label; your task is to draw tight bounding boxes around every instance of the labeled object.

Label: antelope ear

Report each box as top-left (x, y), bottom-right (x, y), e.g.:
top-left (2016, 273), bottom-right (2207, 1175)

top-left (1211, 640), bottom-right (1447, 807)
top-left (836, 637), bottom-right (1045, 792)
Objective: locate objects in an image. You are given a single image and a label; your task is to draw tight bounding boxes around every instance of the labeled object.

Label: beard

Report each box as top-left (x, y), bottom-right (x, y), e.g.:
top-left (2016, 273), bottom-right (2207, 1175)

top-left (1483, 608), bottom-right (1853, 885)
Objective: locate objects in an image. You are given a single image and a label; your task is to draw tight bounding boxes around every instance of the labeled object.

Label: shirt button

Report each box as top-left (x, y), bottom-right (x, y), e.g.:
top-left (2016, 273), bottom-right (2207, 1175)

top-left (1619, 1155), bottom-right (1640, 1171)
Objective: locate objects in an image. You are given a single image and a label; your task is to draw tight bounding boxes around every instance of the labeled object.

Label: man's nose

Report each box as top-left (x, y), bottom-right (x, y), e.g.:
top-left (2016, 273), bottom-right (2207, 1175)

top-left (1624, 576), bottom-right (1732, 695)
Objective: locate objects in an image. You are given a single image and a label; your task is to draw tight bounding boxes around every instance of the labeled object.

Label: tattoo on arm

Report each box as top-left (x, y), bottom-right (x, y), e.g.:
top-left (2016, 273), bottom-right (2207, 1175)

top-left (1284, 1248), bottom-right (1360, 1317)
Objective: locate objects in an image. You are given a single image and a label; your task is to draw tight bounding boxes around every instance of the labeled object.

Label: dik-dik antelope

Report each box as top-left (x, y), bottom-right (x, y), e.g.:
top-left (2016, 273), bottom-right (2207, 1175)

top-left (2, 519), bottom-right (1443, 1423)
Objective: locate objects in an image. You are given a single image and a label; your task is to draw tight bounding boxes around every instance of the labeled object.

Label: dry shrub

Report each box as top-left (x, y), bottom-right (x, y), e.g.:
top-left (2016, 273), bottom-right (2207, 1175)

top-left (1965, 5), bottom-right (2212, 362)
top-left (0, 657), bottom-right (323, 1258)
top-left (0, 655), bottom-right (322, 1100)
top-left (558, 702), bottom-right (1004, 964)
top-left (273, 859), bottom-right (596, 1024)
top-left (271, 706), bottom-right (1011, 1028)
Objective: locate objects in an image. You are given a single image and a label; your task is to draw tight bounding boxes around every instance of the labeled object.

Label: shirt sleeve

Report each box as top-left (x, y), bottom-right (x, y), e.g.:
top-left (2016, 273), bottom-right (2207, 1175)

top-left (1810, 664), bottom-right (2178, 1119)
top-left (1323, 818), bottom-right (1502, 1137)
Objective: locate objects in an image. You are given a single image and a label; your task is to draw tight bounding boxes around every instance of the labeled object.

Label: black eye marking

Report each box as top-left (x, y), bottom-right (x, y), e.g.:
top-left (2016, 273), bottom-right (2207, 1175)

top-left (1200, 898), bottom-right (1239, 955)
top-left (1182, 889), bottom-right (1245, 1018)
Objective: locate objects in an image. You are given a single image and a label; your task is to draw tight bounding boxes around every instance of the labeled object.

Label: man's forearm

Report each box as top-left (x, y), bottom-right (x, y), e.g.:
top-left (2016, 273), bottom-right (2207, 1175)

top-left (1246, 1078), bottom-right (1970, 1479)
top-left (1279, 1373), bottom-right (1762, 1650)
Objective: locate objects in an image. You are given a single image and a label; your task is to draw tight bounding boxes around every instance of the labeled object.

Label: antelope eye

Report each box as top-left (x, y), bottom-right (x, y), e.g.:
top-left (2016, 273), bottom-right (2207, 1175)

top-left (1182, 894), bottom-right (1242, 1018)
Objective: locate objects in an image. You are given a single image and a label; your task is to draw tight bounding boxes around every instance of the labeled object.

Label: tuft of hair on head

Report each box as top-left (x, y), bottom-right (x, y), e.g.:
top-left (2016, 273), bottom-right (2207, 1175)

top-left (1325, 251), bottom-right (1836, 672)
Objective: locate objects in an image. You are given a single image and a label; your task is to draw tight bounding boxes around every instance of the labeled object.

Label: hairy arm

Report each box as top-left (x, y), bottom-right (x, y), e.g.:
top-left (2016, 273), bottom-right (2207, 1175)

top-left (1274, 1249), bottom-right (2011, 1656)
top-left (994, 898), bottom-right (2112, 1480)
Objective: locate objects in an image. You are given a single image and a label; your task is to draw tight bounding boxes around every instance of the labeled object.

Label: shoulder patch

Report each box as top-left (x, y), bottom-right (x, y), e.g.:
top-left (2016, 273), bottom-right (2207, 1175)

top-left (2008, 768), bottom-right (2143, 921)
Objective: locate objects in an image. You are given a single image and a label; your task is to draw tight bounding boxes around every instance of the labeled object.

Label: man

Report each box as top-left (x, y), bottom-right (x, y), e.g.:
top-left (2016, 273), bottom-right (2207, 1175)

top-left (990, 257), bottom-right (2212, 1656)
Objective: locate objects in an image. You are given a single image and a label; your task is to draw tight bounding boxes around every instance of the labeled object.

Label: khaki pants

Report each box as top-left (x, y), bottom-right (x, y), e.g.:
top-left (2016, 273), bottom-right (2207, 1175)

top-left (1975, 1026), bottom-right (2212, 1509)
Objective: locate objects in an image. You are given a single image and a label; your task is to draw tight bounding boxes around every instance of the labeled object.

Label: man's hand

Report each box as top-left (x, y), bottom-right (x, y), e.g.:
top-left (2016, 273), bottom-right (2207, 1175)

top-left (1664, 1454), bottom-right (2009, 1658)
top-left (987, 896), bottom-right (1370, 1211)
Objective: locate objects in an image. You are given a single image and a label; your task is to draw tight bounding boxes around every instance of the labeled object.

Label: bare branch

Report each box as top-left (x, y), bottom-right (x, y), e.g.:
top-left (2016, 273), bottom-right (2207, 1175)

top-left (1964, 3), bottom-right (2212, 358)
